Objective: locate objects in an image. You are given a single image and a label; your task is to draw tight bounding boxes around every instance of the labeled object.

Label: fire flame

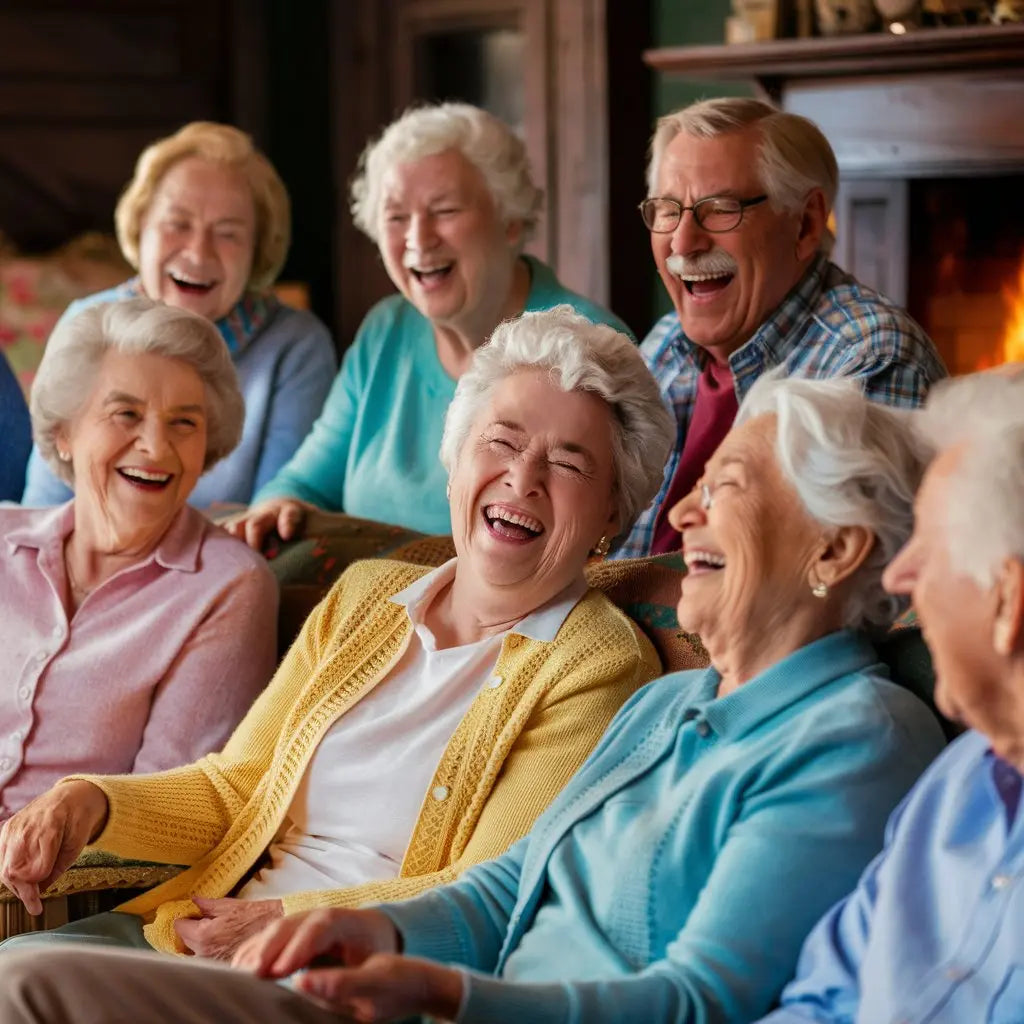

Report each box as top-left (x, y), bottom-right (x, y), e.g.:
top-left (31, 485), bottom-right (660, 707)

top-left (1001, 254), bottom-right (1024, 365)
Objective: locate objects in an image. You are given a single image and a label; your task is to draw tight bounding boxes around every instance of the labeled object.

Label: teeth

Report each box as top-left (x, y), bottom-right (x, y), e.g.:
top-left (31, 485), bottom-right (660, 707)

top-left (683, 549), bottom-right (726, 568)
top-left (121, 467), bottom-right (171, 483)
top-left (680, 272), bottom-right (731, 282)
top-left (411, 264), bottom-right (453, 275)
top-left (485, 505), bottom-right (543, 533)
top-left (169, 271), bottom-right (213, 287)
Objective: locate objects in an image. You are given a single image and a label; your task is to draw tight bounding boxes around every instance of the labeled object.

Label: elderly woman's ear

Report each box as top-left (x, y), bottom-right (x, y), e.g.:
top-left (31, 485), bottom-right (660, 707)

top-left (993, 557), bottom-right (1024, 658)
top-left (811, 525), bottom-right (876, 595)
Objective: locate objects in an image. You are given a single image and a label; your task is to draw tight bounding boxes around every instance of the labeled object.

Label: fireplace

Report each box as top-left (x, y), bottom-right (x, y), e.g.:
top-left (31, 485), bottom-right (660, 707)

top-left (644, 24), bottom-right (1024, 374)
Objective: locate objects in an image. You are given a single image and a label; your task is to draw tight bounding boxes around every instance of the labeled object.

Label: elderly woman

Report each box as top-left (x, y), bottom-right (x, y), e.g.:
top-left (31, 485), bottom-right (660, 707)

top-left (0, 306), bottom-right (671, 963)
top-left (0, 297), bottom-right (277, 820)
top-left (231, 102), bottom-right (632, 548)
top-left (21, 121), bottom-right (337, 509)
top-left (9, 376), bottom-right (955, 1024)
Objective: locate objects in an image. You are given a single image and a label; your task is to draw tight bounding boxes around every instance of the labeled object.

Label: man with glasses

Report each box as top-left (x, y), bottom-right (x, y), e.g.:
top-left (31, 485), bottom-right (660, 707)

top-left (614, 97), bottom-right (946, 558)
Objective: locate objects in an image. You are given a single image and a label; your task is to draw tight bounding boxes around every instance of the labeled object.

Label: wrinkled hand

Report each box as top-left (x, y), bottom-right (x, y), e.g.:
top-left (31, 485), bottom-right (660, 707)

top-left (0, 780), bottom-right (108, 916)
top-left (292, 953), bottom-right (464, 1023)
top-left (232, 906), bottom-right (399, 978)
top-left (174, 897), bottom-right (284, 960)
top-left (223, 499), bottom-right (313, 552)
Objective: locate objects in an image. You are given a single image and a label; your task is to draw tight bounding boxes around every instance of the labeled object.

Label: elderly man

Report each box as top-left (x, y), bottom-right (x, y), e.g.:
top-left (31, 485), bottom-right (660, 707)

top-left (616, 96), bottom-right (947, 557)
top-left (755, 370), bottom-right (1024, 1023)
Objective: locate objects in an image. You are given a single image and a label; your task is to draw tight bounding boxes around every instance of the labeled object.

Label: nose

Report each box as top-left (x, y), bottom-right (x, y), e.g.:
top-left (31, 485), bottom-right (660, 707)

top-left (182, 225), bottom-right (214, 264)
top-left (881, 537), bottom-right (918, 596)
top-left (135, 415), bottom-right (171, 458)
top-left (670, 209), bottom-right (711, 257)
top-left (667, 484), bottom-right (706, 536)
top-left (503, 452), bottom-right (543, 498)
top-left (406, 212), bottom-right (438, 254)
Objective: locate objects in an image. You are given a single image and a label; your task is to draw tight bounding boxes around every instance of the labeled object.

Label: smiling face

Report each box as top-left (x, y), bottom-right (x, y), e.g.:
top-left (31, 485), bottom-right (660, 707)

top-left (883, 445), bottom-right (1024, 761)
top-left (137, 157), bottom-right (256, 322)
top-left (61, 349), bottom-right (208, 549)
top-left (378, 148), bottom-right (522, 338)
top-left (651, 128), bottom-right (821, 361)
top-left (448, 368), bottom-right (620, 607)
top-left (669, 415), bottom-right (828, 647)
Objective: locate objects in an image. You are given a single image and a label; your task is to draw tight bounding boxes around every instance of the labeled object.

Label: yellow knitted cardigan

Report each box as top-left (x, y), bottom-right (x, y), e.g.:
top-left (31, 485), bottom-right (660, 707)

top-left (68, 559), bottom-right (660, 954)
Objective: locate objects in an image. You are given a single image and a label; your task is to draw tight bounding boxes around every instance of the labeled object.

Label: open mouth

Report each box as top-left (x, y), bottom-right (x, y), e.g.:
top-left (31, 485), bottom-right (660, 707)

top-left (483, 504), bottom-right (544, 543)
top-left (409, 263), bottom-right (454, 288)
top-left (683, 548), bottom-right (726, 574)
top-left (117, 467), bottom-right (173, 491)
top-left (681, 272), bottom-right (734, 298)
top-left (168, 270), bottom-right (216, 295)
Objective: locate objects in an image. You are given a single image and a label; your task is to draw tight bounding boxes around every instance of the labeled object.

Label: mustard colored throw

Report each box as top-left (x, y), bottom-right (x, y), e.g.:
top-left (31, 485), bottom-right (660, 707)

top-left (66, 559), bottom-right (660, 954)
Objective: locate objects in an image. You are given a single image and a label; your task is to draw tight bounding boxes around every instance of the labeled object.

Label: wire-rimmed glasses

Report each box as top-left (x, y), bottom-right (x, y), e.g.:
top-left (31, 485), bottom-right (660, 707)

top-left (638, 194), bottom-right (768, 234)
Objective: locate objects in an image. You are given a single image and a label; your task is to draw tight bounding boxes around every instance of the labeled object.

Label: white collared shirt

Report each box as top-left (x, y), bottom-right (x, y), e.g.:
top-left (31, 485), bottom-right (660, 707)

top-left (240, 559), bottom-right (586, 899)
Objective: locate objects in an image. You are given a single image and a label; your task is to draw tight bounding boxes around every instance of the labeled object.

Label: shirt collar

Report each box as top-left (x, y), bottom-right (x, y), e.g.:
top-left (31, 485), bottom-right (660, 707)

top-left (684, 630), bottom-right (882, 740)
top-left (390, 558), bottom-right (588, 643)
top-left (112, 277), bottom-right (279, 355)
top-left (5, 501), bottom-right (206, 574)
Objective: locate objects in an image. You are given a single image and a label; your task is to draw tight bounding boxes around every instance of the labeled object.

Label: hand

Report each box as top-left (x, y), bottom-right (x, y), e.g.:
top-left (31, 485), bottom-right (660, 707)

top-left (174, 897), bottom-right (284, 960)
top-left (232, 906), bottom-right (399, 978)
top-left (0, 780), bottom-right (109, 916)
top-left (223, 499), bottom-right (313, 552)
top-left (293, 953), bottom-right (464, 1023)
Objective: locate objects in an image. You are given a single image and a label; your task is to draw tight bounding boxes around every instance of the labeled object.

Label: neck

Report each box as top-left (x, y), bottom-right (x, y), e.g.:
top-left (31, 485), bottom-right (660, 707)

top-left (69, 501), bottom-right (174, 587)
top-left (708, 604), bottom-right (840, 697)
top-left (434, 257), bottom-right (531, 378)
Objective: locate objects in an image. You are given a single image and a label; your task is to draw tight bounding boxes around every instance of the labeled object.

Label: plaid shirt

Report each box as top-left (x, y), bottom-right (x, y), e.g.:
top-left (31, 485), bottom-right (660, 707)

top-left (614, 255), bottom-right (948, 558)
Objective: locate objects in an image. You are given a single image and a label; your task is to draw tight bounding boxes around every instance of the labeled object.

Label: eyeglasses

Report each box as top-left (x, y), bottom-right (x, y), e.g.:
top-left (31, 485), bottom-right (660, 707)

top-left (638, 194), bottom-right (768, 234)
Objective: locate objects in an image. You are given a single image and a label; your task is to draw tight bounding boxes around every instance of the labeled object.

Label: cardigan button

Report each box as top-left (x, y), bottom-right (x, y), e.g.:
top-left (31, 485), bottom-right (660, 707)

top-left (488, 675), bottom-right (503, 689)
top-left (695, 720), bottom-right (711, 738)
top-left (432, 785), bottom-right (450, 801)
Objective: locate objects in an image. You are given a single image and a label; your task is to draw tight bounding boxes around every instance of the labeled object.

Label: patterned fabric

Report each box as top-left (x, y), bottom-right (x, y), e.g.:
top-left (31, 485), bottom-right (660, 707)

top-left (615, 255), bottom-right (948, 558)
top-left (103, 277), bottom-right (278, 354)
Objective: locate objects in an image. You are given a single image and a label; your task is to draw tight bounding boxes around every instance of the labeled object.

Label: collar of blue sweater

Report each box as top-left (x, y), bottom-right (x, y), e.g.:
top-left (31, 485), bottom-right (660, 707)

top-left (675, 629), bottom-right (882, 741)
top-left (110, 277), bottom-right (280, 355)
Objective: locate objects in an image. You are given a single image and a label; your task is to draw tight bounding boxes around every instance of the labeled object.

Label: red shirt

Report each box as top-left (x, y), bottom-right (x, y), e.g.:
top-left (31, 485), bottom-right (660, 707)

top-left (650, 357), bottom-right (738, 554)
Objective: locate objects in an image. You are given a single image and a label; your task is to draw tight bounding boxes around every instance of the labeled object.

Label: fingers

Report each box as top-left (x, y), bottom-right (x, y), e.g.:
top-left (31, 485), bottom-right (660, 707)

top-left (232, 911), bottom-right (310, 975)
top-left (174, 916), bottom-right (207, 955)
top-left (275, 502), bottom-right (307, 541)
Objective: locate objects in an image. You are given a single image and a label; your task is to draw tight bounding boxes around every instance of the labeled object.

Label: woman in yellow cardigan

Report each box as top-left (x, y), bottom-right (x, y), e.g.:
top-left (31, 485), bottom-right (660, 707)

top-left (0, 305), bottom-right (674, 961)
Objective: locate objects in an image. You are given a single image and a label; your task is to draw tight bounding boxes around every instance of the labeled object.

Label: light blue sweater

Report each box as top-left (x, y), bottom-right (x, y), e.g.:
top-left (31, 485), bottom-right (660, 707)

top-left (379, 630), bottom-right (946, 1024)
top-left (20, 288), bottom-right (337, 509)
top-left (254, 256), bottom-right (633, 535)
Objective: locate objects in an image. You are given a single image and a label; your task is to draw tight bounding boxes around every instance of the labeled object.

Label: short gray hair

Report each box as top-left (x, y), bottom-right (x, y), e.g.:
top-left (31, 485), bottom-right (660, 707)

top-left (350, 102), bottom-right (543, 246)
top-left (737, 375), bottom-right (925, 632)
top-left (440, 305), bottom-right (673, 531)
top-left (31, 297), bottom-right (245, 485)
top-left (647, 97), bottom-right (838, 253)
top-left (913, 373), bottom-right (1024, 588)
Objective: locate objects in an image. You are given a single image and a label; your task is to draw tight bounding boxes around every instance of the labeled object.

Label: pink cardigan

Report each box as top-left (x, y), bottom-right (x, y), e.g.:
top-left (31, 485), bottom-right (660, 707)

top-left (0, 502), bottom-right (278, 817)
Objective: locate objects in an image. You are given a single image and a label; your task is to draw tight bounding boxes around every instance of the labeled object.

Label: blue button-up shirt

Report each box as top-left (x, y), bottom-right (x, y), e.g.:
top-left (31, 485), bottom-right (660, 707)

top-left (761, 729), bottom-right (1024, 1024)
top-left (615, 255), bottom-right (947, 558)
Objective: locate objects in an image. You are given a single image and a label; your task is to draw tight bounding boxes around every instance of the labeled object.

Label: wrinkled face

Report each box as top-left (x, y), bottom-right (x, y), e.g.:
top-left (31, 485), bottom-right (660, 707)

top-left (62, 350), bottom-right (208, 544)
top-left (449, 369), bottom-right (620, 607)
top-left (883, 446), bottom-right (1024, 761)
top-left (670, 415), bottom-right (824, 640)
top-left (651, 129), bottom-right (814, 360)
top-left (378, 149), bottom-right (521, 334)
top-left (138, 157), bottom-right (256, 322)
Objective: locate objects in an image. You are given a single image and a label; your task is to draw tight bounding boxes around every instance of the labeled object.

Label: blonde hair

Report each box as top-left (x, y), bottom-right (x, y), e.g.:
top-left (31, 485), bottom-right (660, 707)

top-left (115, 121), bottom-right (291, 292)
top-left (350, 103), bottom-right (543, 247)
top-left (31, 297), bottom-right (244, 485)
top-left (647, 97), bottom-right (838, 253)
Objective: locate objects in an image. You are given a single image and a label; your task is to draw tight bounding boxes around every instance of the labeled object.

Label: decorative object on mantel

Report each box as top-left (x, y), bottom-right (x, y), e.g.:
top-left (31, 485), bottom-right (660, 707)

top-left (875, 0), bottom-right (923, 30)
top-left (989, 0), bottom-right (1024, 21)
top-left (727, 0), bottom-right (780, 42)
top-left (815, 0), bottom-right (879, 34)
top-left (922, 0), bottom-right (989, 23)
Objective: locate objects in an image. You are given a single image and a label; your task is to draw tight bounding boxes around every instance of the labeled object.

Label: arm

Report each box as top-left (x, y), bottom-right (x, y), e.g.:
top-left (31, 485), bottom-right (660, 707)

top-left (251, 317), bottom-right (338, 495)
top-left (280, 619), bottom-right (661, 914)
top-left (252, 326), bottom-right (364, 510)
top-left (130, 562), bottom-right (279, 773)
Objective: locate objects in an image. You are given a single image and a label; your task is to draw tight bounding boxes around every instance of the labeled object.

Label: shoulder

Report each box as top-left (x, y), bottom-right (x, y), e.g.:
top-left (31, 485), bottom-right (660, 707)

top-left (322, 557), bottom-right (433, 611)
top-left (262, 305), bottom-right (334, 348)
top-left (246, 306), bottom-right (336, 370)
top-left (61, 283), bottom-right (132, 320)
top-left (559, 588), bottom-right (655, 655)
top-left (638, 310), bottom-right (683, 365)
top-left (523, 258), bottom-right (634, 339)
top-left (195, 517), bottom-right (277, 589)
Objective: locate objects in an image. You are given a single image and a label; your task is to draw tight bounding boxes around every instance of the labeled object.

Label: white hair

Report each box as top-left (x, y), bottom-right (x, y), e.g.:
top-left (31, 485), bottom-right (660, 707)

top-left (737, 374), bottom-right (925, 632)
top-left (440, 305), bottom-right (674, 531)
top-left (913, 373), bottom-right (1024, 588)
top-left (646, 97), bottom-right (838, 254)
top-left (350, 102), bottom-right (543, 246)
top-left (30, 297), bottom-right (244, 485)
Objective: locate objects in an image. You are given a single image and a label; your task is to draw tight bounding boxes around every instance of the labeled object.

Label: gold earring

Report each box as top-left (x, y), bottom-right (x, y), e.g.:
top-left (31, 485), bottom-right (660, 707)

top-left (811, 579), bottom-right (828, 599)
top-left (592, 536), bottom-right (611, 558)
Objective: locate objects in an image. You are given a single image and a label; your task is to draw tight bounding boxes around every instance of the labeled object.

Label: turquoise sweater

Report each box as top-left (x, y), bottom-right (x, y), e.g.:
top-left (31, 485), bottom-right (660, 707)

top-left (379, 630), bottom-right (945, 1024)
top-left (254, 256), bottom-right (633, 535)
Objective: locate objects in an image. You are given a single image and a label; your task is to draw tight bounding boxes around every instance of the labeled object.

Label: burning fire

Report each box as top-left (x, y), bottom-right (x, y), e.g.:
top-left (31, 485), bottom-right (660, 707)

top-left (1001, 254), bottom-right (1024, 365)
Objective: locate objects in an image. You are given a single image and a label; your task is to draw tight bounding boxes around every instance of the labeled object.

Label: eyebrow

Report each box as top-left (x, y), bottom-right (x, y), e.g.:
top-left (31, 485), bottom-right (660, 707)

top-left (103, 392), bottom-right (205, 415)
top-left (491, 420), bottom-right (597, 466)
top-left (163, 204), bottom-right (248, 226)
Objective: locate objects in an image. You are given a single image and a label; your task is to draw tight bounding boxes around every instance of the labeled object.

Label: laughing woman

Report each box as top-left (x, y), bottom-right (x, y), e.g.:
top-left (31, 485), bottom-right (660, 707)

top-left (0, 298), bottom-right (277, 820)
top-left (0, 306), bottom-right (672, 961)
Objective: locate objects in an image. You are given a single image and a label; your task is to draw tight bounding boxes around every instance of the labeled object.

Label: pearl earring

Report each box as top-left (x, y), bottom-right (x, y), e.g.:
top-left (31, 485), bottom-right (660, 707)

top-left (58, 449), bottom-right (71, 462)
top-left (811, 579), bottom-right (828, 599)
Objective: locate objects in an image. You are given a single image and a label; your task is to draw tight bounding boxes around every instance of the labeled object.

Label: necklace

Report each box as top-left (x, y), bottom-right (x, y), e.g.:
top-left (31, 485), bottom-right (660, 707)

top-left (64, 551), bottom-right (94, 602)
